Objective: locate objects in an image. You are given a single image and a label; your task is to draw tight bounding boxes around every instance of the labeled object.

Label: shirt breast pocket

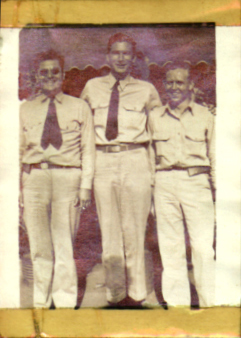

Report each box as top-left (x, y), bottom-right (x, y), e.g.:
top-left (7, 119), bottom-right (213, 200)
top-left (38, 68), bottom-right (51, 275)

top-left (23, 121), bottom-right (43, 144)
top-left (153, 130), bottom-right (171, 156)
top-left (185, 130), bottom-right (206, 158)
top-left (121, 103), bottom-right (146, 129)
top-left (61, 120), bottom-right (81, 133)
top-left (91, 102), bottom-right (109, 127)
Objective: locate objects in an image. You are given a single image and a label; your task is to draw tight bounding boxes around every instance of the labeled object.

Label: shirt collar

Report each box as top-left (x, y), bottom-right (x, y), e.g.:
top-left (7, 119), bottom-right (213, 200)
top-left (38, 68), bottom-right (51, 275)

top-left (41, 91), bottom-right (64, 104)
top-left (107, 72), bottom-right (133, 91)
top-left (161, 99), bottom-right (194, 117)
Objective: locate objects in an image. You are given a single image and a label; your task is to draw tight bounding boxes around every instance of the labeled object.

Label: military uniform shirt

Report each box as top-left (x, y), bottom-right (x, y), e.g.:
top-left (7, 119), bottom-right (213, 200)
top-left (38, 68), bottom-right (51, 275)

top-left (148, 101), bottom-right (215, 188)
top-left (20, 92), bottom-right (95, 190)
top-left (81, 73), bottom-right (162, 145)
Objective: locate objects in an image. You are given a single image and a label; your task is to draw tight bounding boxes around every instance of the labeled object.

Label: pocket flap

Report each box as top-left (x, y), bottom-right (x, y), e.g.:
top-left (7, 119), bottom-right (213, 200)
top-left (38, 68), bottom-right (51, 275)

top-left (24, 121), bottom-right (42, 131)
top-left (61, 120), bottom-right (81, 131)
top-left (91, 101), bottom-right (109, 109)
top-left (123, 103), bottom-right (145, 112)
top-left (185, 130), bottom-right (205, 142)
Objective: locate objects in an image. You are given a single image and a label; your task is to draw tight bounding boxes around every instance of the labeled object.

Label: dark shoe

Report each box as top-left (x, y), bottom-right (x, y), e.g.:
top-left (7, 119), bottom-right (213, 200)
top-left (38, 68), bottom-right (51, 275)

top-left (161, 302), bottom-right (168, 310)
top-left (104, 296), bottom-right (143, 309)
top-left (191, 304), bottom-right (200, 310)
top-left (49, 301), bottom-right (56, 310)
top-left (103, 298), bottom-right (128, 309)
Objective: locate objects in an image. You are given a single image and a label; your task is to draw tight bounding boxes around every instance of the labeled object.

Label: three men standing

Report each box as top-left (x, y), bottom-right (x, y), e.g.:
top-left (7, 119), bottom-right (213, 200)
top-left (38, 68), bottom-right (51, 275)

top-left (20, 37), bottom-right (215, 309)
top-left (149, 62), bottom-right (215, 307)
top-left (20, 50), bottom-right (95, 308)
top-left (81, 33), bottom-right (162, 306)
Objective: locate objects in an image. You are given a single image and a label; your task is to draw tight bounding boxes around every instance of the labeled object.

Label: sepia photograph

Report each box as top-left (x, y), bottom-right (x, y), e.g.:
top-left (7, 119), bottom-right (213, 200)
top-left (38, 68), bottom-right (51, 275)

top-left (18, 24), bottom-right (216, 310)
top-left (0, 0), bottom-right (240, 336)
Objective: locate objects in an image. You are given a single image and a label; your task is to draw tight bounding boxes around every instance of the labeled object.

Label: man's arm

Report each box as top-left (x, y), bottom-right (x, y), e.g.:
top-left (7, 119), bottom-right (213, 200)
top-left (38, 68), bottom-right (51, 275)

top-left (146, 83), bottom-right (162, 113)
top-left (207, 113), bottom-right (216, 192)
top-left (146, 84), bottom-right (162, 187)
top-left (19, 104), bottom-right (26, 203)
top-left (80, 81), bottom-right (90, 104)
top-left (79, 100), bottom-right (95, 209)
top-left (19, 104), bottom-right (26, 166)
top-left (147, 113), bottom-right (156, 188)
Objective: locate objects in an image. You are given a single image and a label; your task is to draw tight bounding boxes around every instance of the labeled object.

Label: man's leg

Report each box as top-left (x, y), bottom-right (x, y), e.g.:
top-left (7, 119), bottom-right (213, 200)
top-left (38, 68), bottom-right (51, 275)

top-left (94, 151), bottom-right (126, 304)
top-left (23, 169), bottom-right (53, 308)
top-left (120, 147), bottom-right (151, 302)
top-left (51, 168), bottom-right (81, 308)
top-left (180, 173), bottom-right (215, 307)
top-left (154, 171), bottom-right (191, 306)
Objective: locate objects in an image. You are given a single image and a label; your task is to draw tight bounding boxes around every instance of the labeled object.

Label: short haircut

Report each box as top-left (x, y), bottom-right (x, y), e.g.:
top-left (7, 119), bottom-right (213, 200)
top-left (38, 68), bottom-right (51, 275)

top-left (107, 33), bottom-right (136, 55)
top-left (164, 61), bottom-right (192, 80)
top-left (33, 49), bottom-right (64, 73)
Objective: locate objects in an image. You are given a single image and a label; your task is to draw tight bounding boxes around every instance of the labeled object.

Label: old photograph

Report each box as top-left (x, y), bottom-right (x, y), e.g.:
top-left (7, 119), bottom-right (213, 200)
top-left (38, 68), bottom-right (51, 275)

top-left (18, 24), bottom-right (217, 310)
top-left (0, 0), bottom-right (241, 335)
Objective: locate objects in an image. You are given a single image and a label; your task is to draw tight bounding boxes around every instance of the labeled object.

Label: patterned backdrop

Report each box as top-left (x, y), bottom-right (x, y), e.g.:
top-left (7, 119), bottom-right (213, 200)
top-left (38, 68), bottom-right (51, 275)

top-left (19, 24), bottom-right (215, 307)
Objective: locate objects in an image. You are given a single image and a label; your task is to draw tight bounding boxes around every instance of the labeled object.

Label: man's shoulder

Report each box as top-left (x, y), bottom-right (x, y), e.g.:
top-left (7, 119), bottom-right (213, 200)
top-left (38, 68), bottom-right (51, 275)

top-left (192, 102), bottom-right (214, 118)
top-left (149, 104), bottom-right (165, 120)
top-left (130, 77), bottom-right (155, 89)
top-left (151, 103), bottom-right (167, 114)
top-left (193, 101), bottom-right (208, 110)
top-left (20, 94), bottom-right (44, 111)
top-left (84, 75), bottom-right (109, 87)
top-left (62, 93), bottom-right (89, 107)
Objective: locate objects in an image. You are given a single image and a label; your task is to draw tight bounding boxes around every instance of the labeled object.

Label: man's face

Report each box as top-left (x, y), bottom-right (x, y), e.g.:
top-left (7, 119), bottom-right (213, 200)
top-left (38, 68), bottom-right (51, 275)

top-left (165, 68), bottom-right (193, 107)
top-left (107, 41), bottom-right (135, 77)
top-left (37, 59), bottom-right (63, 95)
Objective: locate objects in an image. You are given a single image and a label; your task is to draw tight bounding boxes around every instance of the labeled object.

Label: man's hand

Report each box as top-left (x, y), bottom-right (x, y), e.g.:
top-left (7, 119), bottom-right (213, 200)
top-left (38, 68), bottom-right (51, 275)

top-left (74, 188), bottom-right (91, 210)
top-left (80, 188), bottom-right (91, 210)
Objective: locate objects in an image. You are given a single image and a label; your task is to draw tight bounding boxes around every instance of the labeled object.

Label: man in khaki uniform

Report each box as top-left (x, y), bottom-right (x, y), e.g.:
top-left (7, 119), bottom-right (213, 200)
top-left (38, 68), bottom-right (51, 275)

top-left (20, 49), bottom-right (95, 308)
top-left (149, 61), bottom-right (215, 307)
top-left (81, 33), bottom-right (162, 306)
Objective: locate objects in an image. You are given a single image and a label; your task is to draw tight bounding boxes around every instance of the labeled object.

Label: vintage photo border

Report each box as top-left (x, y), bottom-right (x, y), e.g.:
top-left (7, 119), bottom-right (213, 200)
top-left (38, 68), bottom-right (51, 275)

top-left (0, 0), bottom-right (240, 337)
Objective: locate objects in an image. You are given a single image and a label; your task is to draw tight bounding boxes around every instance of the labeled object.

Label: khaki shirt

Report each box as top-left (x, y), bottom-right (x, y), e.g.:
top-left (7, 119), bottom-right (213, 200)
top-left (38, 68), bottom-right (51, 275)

top-left (148, 101), bottom-right (216, 188)
top-left (20, 92), bottom-right (95, 190)
top-left (81, 73), bottom-right (162, 145)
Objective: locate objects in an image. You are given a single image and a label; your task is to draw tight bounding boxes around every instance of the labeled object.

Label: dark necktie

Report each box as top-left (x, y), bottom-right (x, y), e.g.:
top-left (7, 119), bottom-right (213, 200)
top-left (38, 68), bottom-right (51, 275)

top-left (41, 97), bottom-right (62, 150)
top-left (105, 80), bottom-right (119, 141)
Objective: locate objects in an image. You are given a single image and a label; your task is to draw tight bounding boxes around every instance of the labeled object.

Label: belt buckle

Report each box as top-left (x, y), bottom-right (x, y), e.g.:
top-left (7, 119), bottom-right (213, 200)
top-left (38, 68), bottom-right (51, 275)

top-left (109, 145), bottom-right (121, 153)
top-left (40, 162), bottom-right (49, 169)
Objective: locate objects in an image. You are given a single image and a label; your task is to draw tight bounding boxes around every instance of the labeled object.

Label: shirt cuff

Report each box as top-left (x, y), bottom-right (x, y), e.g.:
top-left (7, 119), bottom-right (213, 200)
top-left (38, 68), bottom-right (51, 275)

top-left (80, 178), bottom-right (93, 190)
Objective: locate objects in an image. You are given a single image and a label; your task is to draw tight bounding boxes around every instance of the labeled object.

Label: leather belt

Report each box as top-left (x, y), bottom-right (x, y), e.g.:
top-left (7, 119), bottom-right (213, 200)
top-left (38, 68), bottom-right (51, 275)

top-left (160, 166), bottom-right (210, 176)
top-left (22, 162), bottom-right (80, 174)
top-left (96, 143), bottom-right (147, 153)
top-left (155, 159), bottom-right (210, 177)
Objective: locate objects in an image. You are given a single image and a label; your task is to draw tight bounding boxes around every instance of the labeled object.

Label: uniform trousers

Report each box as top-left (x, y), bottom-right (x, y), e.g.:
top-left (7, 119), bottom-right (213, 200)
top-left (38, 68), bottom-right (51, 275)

top-left (154, 170), bottom-right (215, 307)
top-left (22, 168), bottom-right (81, 308)
top-left (94, 147), bottom-right (152, 303)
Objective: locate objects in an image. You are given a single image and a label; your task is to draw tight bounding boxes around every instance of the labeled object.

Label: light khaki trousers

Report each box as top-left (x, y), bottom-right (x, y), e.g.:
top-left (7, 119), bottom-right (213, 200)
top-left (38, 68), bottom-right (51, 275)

top-left (23, 168), bottom-right (81, 308)
top-left (94, 147), bottom-right (152, 303)
top-left (154, 170), bottom-right (215, 307)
